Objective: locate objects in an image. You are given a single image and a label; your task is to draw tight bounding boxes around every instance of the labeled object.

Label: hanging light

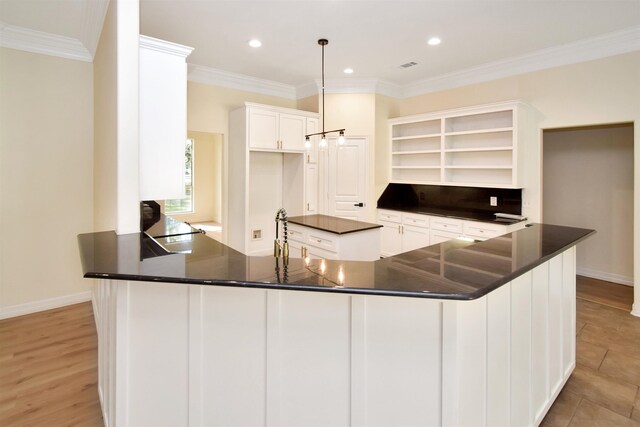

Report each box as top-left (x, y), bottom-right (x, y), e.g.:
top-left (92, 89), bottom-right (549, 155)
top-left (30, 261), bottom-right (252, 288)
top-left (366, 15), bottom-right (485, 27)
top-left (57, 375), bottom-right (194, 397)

top-left (304, 39), bottom-right (345, 150)
top-left (304, 135), bottom-right (311, 149)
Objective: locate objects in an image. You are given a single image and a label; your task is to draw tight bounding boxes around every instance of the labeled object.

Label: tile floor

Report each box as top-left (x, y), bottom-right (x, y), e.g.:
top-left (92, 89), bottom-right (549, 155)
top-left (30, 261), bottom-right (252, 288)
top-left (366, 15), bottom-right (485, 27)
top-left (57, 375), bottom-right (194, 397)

top-left (541, 291), bottom-right (640, 426)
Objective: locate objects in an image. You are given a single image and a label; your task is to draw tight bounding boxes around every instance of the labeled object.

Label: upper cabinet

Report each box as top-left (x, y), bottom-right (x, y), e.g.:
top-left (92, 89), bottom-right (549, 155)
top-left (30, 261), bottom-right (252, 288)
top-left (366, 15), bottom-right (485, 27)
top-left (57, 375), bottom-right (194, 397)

top-left (139, 35), bottom-right (193, 201)
top-left (248, 105), bottom-right (309, 152)
top-left (389, 102), bottom-right (534, 188)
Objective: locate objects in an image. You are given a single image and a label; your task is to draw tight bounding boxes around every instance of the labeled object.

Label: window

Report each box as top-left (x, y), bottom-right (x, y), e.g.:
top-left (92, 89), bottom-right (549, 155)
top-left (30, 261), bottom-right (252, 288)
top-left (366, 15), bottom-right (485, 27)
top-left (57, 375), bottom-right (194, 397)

top-left (165, 139), bottom-right (194, 213)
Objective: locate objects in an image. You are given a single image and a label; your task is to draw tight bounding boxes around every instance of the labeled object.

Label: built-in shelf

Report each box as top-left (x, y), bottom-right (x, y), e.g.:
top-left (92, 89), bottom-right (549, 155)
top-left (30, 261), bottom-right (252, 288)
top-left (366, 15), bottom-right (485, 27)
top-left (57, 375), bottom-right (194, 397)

top-left (389, 102), bottom-right (531, 188)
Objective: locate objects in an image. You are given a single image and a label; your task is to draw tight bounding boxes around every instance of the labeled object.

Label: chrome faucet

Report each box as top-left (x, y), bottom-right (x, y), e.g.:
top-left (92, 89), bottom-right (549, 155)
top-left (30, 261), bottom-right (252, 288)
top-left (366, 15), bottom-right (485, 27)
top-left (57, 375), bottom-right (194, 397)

top-left (274, 208), bottom-right (289, 259)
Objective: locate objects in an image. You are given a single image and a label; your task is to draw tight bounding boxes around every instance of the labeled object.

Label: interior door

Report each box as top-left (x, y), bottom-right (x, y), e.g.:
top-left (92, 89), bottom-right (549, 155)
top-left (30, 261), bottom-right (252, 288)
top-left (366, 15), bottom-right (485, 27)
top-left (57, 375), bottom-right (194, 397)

top-left (327, 137), bottom-right (368, 221)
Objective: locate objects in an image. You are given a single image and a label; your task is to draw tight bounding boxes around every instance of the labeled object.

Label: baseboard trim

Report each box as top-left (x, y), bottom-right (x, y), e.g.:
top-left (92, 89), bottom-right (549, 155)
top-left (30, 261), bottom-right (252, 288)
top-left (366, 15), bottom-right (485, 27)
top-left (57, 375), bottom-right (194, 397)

top-left (577, 267), bottom-right (634, 287)
top-left (0, 291), bottom-right (92, 320)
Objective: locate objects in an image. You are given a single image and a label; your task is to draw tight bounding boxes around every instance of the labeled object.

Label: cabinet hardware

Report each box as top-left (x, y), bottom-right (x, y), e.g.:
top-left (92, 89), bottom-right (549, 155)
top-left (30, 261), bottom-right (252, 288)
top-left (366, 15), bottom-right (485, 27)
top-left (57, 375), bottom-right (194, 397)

top-left (307, 203), bottom-right (310, 211)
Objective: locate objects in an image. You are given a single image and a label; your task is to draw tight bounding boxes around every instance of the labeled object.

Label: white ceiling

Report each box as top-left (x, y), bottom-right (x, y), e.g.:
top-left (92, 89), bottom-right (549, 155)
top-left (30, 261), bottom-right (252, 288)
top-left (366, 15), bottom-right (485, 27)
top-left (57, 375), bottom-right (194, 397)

top-left (2, 0), bottom-right (640, 91)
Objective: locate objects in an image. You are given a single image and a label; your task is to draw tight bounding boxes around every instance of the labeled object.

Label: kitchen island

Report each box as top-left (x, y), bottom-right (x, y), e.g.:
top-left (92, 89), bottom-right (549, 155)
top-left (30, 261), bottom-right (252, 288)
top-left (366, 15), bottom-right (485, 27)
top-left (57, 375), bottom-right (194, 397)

top-left (79, 223), bottom-right (593, 427)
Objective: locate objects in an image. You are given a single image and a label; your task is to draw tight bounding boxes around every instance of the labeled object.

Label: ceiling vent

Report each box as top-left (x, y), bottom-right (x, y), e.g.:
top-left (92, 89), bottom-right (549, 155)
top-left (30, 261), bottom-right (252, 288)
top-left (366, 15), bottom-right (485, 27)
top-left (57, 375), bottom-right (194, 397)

top-left (399, 61), bottom-right (418, 69)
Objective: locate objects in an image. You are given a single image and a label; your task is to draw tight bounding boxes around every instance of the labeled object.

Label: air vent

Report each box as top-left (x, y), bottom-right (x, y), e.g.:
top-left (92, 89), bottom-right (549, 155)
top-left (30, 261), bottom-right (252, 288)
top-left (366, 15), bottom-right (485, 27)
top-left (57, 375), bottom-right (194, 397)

top-left (399, 61), bottom-right (418, 69)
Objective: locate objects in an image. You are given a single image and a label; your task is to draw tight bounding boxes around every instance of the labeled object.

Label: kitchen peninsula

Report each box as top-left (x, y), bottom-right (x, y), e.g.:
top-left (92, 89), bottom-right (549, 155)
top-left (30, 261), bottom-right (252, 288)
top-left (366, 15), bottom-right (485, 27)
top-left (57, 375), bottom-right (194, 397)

top-left (79, 223), bottom-right (593, 427)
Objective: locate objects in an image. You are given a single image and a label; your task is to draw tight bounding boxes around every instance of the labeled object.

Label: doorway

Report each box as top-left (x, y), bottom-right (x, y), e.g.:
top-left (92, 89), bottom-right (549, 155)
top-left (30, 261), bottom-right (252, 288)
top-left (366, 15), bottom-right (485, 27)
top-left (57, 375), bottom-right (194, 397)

top-left (542, 123), bottom-right (634, 287)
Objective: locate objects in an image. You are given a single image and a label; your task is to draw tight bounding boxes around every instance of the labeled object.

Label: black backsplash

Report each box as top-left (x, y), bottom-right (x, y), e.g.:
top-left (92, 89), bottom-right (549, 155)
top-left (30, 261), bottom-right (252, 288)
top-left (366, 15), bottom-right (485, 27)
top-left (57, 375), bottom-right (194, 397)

top-left (377, 184), bottom-right (522, 218)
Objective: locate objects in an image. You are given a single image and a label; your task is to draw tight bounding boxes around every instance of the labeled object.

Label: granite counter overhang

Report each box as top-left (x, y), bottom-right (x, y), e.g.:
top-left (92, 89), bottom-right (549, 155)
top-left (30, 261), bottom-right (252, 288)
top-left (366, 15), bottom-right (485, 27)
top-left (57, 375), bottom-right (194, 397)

top-left (288, 214), bottom-right (383, 234)
top-left (78, 223), bottom-right (594, 301)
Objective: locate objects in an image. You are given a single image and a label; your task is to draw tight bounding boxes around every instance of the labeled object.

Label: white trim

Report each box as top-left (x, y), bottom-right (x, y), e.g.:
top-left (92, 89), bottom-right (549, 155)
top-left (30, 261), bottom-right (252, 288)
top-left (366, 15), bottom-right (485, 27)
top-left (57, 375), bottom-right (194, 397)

top-left (0, 21), bottom-right (92, 62)
top-left (140, 34), bottom-right (193, 58)
top-left (577, 267), bottom-right (634, 287)
top-left (188, 63), bottom-right (297, 99)
top-left (401, 25), bottom-right (640, 99)
top-left (0, 290), bottom-right (92, 320)
top-left (82, 0), bottom-right (109, 58)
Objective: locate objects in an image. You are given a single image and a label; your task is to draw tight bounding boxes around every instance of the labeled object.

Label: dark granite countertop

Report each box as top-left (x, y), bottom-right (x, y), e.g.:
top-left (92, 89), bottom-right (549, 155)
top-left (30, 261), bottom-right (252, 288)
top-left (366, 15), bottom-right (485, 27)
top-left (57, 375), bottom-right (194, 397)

top-left (288, 214), bottom-right (383, 235)
top-left (143, 213), bottom-right (201, 238)
top-left (78, 223), bottom-right (594, 300)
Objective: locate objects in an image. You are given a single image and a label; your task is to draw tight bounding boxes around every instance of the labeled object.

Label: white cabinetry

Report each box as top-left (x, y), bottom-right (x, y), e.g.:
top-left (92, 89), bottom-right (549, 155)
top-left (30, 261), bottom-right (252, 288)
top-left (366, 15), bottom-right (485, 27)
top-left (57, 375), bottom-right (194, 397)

top-left (378, 210), bottom-right (431, 257)
top-left (288, 224), bottom-right (380, 262)
top-left (248, 106), bottom-right (307, 152)
top-left (389, 101), bottom-right (533, 188)
top-left (229, 103), bottom-right (319, 255)
top-left (378, 208), bottom-right (525, 256)
top-left (304, 117), bottom-right (320, 214)
top-left (139, 35), bottom-right (193, 201)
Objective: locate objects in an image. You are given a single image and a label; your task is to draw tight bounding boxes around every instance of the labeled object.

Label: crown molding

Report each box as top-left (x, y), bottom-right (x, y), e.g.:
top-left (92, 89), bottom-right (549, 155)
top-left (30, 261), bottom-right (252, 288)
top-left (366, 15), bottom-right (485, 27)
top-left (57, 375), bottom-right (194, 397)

top-left (81, 0), bottom-right (109, 58)
top-left (0, 21), bottom-right (92, 62)
top-left (140, 35), bottom-right (193, 58)
top-left (402, 24), bottom-right (640, 99)
top-left (188, 64), bottom-right (297, 100)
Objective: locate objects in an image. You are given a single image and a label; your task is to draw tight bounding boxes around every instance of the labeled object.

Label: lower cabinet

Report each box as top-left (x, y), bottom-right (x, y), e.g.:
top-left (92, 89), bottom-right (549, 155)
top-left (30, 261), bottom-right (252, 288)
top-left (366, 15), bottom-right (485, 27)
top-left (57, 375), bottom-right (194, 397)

top-left (378, 210), bottom-right (430, 257)
top-left (378, 209), bottom-right (526, 257)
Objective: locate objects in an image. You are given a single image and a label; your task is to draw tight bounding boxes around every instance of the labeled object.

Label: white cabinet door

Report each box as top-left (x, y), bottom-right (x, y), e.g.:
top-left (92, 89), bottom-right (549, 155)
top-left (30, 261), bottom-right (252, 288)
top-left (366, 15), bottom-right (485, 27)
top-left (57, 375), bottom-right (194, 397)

top-left (379, 220), bottom-right (402, 257)
top-left (305, 163), bottom-right (318, 214)
top-left (306, 117), bottom-right (319, 164)
top-left (139, 36), bottom-right (193, 201)
top-left (280, 113), bottom-right (306, 151)
top-left (402, 224), bottom-right (430, 252)
top-left (249, 108), bottom-right (279, 149)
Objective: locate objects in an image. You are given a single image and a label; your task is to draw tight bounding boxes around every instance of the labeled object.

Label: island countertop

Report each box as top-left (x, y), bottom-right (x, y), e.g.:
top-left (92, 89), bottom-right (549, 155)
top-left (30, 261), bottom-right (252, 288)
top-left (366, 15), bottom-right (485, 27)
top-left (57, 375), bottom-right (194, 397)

top-left (78, 223), bottom-right (594, 300)
top-left (288, 214), bottom-right (382, 234)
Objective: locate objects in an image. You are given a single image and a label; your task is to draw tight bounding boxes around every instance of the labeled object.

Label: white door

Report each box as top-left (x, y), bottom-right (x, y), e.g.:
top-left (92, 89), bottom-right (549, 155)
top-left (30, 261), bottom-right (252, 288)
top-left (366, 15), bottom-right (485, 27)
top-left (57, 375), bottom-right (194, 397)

top-left (248, 108), bottom-right (278, 149)
top-left (327, 137), bottom-right (368, 221)
top-left (279, 113), bottom-right (305, 151)
top-left (379, 220), bottom-right (402, 257)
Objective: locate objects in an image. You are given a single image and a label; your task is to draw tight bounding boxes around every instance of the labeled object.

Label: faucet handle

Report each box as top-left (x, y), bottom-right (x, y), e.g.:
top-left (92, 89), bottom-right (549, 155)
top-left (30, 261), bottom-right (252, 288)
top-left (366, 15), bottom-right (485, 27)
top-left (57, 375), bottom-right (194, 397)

top-left (274, 239), bottom-right (281, 257)
top-left (282, 242), bottom-right (289, 259)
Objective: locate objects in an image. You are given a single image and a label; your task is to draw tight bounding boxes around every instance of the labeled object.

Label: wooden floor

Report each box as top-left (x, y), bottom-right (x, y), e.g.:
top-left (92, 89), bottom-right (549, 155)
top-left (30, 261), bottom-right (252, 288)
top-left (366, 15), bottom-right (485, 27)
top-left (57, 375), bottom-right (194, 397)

top-left (0, 276), bottom-right (637, 427)
top-left (0, 302), bottom-right (103, 426)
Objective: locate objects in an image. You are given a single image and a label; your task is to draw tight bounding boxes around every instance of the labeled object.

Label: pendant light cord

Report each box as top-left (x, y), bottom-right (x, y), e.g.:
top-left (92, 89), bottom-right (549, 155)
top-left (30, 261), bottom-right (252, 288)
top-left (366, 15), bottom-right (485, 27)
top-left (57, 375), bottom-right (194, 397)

top-left (321, 40), bottom-right (325, 135)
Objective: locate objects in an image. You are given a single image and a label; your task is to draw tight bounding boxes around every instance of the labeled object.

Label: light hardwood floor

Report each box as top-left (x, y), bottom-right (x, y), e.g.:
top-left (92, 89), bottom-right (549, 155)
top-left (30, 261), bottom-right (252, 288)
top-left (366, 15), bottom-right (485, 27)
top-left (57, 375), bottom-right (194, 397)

top-left (0, 276), bottom-right (637, 426)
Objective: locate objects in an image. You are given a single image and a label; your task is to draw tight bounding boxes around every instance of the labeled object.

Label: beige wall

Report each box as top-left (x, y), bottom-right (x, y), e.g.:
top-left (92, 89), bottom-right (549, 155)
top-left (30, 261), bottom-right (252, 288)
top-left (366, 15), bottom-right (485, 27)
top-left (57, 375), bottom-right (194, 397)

top-left (0, 48), bottom-right (94, 311)
top-left (543, 124), bottom-right (634, 284)
top-left (93, 0), bottom-right (117, 232)
top-left (170, 131), bottom-right (223, 223)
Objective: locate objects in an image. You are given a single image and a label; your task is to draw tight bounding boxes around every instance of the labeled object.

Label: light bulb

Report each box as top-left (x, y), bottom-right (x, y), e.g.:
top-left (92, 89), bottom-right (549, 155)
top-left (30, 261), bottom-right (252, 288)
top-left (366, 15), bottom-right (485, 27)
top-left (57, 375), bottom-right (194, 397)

top-left (319, 134), bottom-right (327, 149)
top-left (304, 136), bottom-right (311, 149)
top-left (338, 131), bottom-right (345, 145)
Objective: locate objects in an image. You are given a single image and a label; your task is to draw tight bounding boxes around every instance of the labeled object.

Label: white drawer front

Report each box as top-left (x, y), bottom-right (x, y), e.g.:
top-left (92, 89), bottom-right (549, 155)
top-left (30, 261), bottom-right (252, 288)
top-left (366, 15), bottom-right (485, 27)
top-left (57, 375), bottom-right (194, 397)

top-left (377, 209), bottom-right (402, 224)
top-left (287, 225), bottom-right (306, 243)
top-left (307, 233), bottom-right (337, 252)
top-left (430, 217), bottom-right (463, 233)
top-left (463, 221), bottom-right (507, 240)
top-left (402, 212), bottom-right (429, 228)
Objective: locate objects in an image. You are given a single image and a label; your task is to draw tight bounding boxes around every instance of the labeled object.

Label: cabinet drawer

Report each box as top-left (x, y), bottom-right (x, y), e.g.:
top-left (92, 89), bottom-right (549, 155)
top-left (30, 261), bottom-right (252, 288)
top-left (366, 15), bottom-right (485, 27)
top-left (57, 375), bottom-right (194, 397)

top-left (402, 212), bottom-right (429, 228)
top-left (430, 217), bottom-right (463, 233)
top-left (287, 225), bottom-right (306, 243)
top-left (377, 210), bottom-right (402, 224)
top-left (307, 233), bottom-right (337, 252)
top-left (463, 221), bottom-right (506, 240)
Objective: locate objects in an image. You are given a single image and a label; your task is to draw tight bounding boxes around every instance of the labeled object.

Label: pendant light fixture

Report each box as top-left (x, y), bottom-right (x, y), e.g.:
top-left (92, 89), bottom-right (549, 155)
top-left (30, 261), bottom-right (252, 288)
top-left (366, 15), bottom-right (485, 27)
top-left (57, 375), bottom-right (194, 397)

top-left (304, 39), bottom-right (345, 150)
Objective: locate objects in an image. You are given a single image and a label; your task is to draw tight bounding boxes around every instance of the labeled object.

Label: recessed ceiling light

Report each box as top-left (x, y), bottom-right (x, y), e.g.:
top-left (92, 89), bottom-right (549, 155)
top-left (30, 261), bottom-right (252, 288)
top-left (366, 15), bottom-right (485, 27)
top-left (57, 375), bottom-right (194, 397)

top-left (343, 68), bottom-right (354, 74)
top-left (428, 37), bottom-right (441, 46)
top-left (248, 39), bottom-right (262, 48)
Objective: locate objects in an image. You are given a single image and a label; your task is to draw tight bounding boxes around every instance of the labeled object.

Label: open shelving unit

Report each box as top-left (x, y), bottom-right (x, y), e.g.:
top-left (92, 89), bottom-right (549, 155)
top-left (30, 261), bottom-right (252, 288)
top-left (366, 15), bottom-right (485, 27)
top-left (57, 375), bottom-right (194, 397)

top-left (389, 102), bottom-right (532, 188)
